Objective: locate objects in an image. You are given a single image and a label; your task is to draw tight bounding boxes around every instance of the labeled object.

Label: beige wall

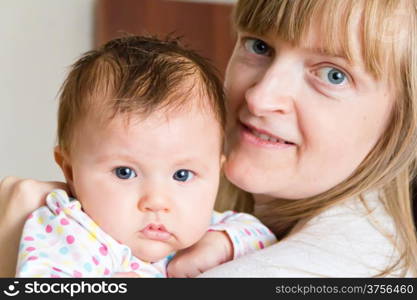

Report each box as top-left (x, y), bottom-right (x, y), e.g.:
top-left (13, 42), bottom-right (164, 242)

top-left (0, 0), bottom-right (95, 180)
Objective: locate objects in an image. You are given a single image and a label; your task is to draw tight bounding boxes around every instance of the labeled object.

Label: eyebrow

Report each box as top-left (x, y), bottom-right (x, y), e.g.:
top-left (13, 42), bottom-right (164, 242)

top-left (305, 45), bottom-right (350, 62)
top-left (95, 154), bottom-right (210, 172)
top-left (257, 31), bottom-right (352, 63)
top-left (172, 157), bottom-right (210, 173)
top-left (96, 153), bottom-right (136, 163)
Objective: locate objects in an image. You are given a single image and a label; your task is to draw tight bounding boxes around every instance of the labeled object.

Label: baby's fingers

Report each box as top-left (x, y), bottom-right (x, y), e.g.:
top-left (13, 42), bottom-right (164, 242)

top-left (113, 272), bottom-right (139, 278)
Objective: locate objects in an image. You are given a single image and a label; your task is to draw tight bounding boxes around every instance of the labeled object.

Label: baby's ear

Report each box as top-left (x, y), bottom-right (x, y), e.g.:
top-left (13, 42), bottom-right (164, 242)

top-left (54, 146), bottom-right (75, 195)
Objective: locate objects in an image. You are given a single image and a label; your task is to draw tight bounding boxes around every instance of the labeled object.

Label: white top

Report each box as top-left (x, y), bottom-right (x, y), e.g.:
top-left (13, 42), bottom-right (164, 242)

top-left (200, 191), bottom-right (413, 277)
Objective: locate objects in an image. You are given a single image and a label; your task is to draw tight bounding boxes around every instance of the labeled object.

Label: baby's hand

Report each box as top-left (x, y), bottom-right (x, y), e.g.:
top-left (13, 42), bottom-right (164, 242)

top-left (167, 231), bottom-right (233, 278)
top-left (112, 272), bottom-right (140, 277)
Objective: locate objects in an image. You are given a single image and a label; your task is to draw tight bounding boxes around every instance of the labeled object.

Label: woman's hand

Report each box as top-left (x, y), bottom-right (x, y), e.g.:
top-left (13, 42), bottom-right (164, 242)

top-left (0, 176), bottom-right (69, 277)
top-left (167, 231), bottom-right (233, 278)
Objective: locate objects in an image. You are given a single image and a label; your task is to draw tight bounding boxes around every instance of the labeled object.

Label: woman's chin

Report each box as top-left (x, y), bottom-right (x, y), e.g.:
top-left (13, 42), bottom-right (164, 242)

top-left (224, 158), bottom-right (325, 200)
top-left (223, 158), bottom-right (270, 194)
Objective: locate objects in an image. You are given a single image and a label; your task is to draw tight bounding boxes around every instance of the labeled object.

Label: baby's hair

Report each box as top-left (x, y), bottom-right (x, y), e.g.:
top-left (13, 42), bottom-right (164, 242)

top-left (57, 35), bottom-right (226, 154)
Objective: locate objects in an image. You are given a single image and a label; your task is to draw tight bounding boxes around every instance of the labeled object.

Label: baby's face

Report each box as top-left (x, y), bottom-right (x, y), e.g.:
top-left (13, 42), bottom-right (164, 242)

top-left (65, 102), bottom-right (223, 262)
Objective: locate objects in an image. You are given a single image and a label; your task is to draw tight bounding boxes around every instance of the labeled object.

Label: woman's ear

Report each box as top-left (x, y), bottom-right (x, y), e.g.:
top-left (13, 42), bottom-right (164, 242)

top-left (220, 154), bottom-right (226, 169)
top-left (54, 146), bottom-right (75, 195)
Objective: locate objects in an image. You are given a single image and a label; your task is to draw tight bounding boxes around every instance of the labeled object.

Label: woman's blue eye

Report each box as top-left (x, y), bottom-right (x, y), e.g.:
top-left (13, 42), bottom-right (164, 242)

top-left (317, 67), bottom-right (347, 85)
top-left (173, 169), bottom-right (194, 182)
top-left (244, 38), bottom-right (271, 55)
top-left (114, 167), bottom-right (137, 180)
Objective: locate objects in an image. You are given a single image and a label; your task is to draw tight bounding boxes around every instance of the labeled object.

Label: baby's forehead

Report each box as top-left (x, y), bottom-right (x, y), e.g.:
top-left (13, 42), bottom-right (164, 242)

top-left (72, 104), bottom-right (224, 169)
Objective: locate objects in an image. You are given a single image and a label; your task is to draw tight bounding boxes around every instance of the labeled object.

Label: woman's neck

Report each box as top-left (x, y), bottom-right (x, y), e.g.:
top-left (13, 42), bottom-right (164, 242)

top-left (253, 193), bottom-right (275, 204)
top-left (252, 193), bottom-right (308, 239)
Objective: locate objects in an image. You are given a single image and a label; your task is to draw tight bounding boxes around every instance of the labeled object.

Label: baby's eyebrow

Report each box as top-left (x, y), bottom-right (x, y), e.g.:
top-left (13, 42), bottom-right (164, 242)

top-left (173, 157), bottom-right (209, 172)
top-left (95, 153), bottom-right (137, 164)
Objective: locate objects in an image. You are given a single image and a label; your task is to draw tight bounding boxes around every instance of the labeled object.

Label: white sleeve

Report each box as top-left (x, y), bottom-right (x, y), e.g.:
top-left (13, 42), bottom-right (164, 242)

top-left (200, 196), bottom-right (403, 277)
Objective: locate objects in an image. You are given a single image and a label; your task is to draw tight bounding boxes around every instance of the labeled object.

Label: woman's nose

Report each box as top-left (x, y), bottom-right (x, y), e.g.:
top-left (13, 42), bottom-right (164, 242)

top-left (138, 192), bottom-right (170, 213)
top-left (245, 61), bottom-right (298, 117)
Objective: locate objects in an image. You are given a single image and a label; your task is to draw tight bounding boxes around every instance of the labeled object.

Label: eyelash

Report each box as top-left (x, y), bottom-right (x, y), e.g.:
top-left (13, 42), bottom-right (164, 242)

top-left (172, 169), bottom-right (196, 183)
top-left (311, 64), bottom-right (353, 89)
top-left (240, 35), bottom-right (354, 88)
top-left (241, 36), bottom-right (273, 57)
top-left (113, 166), bottom-right (137, 180)
top-left (112, 167), bottom-right (197, 183)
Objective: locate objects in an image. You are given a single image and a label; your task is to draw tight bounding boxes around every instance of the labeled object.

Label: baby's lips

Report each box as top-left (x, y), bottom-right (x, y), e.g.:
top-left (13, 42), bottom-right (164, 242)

top-left (139, 223), bottom-right (172, 241)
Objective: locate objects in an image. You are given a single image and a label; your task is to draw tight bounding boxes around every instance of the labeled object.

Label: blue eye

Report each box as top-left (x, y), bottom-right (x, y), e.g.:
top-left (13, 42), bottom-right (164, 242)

top-left (244, 38), bottom-right (271, 56)
top-left (317, 67), bottom-right (347, 85)
top-left (114, 167), bottom-right (137, 180)
top-left (173, 169), bottom-right (194, 182)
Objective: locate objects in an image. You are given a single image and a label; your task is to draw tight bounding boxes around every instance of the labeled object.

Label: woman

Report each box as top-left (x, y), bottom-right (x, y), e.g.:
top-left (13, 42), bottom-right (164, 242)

top-left (1, 0), bottom-right (417, 277)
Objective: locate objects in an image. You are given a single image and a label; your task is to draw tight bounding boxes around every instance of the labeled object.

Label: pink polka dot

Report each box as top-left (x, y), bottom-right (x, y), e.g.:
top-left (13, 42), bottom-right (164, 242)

top-left (55, 208), bottom-right (62, 215)
top-left (99, 244), bottom-right (108, 256)
top-left (26, 247), bottom-right (36, 252)
top-left (259, 241), bottom-right (264, 249)
top-left (52, 267), bottom-right (62, 272)
top-left (45, 225), bottom-right (53, 233)
top-left (28, 256), bottom-right (38, 261)
top-left (92, 256), bottom-right (99, 265)
top-left (24, 236), bottom-right (34, 241)
top-left (51, 274), bottom-right (61, 278)
top-left (60, 218), bottom-right (69, 226)
top-left (130, 262), bottom-right (139, 270)
top-left (66, 235), bottom-right (75, 244)
top-left (104, 268), bottom-right (110, 276)
top-left (73, 270), bottom-right (82, 278)
top-left (244, 228), bottom-right (251, 236)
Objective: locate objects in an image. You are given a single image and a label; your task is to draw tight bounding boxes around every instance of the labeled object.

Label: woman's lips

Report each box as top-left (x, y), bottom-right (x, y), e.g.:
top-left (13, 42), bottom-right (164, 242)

top-left (239, 122), bottom-right (296, 149)
top-left (139, 224), bottom-right (172, 241)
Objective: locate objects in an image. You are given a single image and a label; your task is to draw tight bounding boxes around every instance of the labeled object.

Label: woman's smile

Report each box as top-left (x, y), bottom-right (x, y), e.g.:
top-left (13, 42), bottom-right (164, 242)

top-left (239, 121), bottom-right (296, 149)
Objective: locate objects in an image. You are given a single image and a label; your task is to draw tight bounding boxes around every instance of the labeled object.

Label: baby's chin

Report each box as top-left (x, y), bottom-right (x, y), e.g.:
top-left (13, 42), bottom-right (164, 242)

top-left (130, 243), bottom-right (175, 263)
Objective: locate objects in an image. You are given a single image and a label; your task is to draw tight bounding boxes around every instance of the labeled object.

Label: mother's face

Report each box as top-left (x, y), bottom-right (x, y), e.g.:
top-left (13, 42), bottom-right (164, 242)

top-left (224, 30), bottom-right (394, 199)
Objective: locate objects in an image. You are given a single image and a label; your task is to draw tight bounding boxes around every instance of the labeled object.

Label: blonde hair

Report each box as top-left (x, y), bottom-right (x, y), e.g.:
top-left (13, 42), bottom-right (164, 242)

top-left (57, 35), bottom-right (226, 155)
top-left (216, 0), bottom-right (417, 276)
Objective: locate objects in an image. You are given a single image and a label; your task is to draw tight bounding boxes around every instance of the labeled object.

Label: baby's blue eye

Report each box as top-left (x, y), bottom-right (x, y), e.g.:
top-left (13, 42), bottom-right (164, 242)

top-left (318, 67), bottom-right (347, 85)
top-left (173, 169), bottom-right (194, 182)
top-left (114, 167), bottom-right (137, 180)
top-left (244, 38), bottom-right (271, 56)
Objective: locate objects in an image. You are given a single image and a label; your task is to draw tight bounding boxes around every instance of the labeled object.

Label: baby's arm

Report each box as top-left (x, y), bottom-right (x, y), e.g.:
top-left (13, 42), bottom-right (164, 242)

top-left (208, 210), bottom-right (277, 259)
top-left (16, 191), bottom-right (112, 278)
top-left (0, 177), bottom-right (68, 277)
top-left (167, 211), bottom-right (277, 277)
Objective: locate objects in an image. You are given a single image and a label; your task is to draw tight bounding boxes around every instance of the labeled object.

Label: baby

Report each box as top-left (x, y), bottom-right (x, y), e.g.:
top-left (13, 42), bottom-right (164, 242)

top-left (15, 35), bottom-right (276, 278)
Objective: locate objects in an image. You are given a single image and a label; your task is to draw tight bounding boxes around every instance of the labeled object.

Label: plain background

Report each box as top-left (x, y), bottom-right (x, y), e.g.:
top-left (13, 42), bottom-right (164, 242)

top-left (0, 0), bottom-right (95, 181)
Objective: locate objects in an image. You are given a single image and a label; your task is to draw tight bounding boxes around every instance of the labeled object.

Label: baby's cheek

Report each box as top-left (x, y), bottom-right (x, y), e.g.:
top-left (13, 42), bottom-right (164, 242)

top-left (181, 215), bottom-right (212, 248)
